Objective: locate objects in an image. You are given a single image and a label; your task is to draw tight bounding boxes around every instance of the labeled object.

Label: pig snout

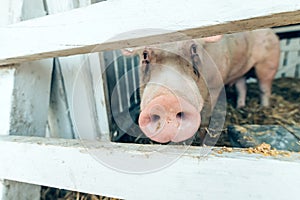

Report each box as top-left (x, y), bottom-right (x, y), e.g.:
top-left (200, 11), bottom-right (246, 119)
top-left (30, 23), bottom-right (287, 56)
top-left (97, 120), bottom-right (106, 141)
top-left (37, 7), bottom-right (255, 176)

top-left (139, 94), bottom-right (200, 143)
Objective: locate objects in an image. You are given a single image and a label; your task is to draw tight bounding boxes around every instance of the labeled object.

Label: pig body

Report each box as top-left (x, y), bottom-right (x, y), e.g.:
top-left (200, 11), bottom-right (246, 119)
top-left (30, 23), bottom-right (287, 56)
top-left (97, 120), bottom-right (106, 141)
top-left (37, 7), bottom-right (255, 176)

top-left (202, 29), bottom-right (279, 108)
top-left (129, 29), bottom-right (280, 143)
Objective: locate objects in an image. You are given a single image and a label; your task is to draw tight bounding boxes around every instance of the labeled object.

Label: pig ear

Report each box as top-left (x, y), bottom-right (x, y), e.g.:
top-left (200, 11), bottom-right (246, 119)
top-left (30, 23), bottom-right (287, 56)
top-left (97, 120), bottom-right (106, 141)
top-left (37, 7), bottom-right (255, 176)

top-left (203, 35), bottom-right (223, 43)
top-left (121, 48), bottom-right (137, 56)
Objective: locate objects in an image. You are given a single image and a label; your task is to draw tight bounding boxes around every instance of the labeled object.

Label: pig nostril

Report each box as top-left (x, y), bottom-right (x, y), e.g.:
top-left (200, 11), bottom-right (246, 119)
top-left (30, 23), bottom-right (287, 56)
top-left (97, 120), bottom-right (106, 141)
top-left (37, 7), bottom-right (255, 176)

top-left (150, 114), bottom-right (160, 123)
top-left (176, 112), bottom-right (185, 120)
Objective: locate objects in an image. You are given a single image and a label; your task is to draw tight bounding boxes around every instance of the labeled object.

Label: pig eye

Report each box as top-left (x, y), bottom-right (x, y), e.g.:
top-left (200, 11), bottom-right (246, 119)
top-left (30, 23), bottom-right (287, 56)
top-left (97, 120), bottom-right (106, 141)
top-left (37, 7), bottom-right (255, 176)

top-left (193, 66), bottom-right (200, 77)
top-left (142, 50), bottom-right (151, 82)
top-left (192, 57), bottom-right (200, 78)
top-left (142, 51), bottom-right (150, 67)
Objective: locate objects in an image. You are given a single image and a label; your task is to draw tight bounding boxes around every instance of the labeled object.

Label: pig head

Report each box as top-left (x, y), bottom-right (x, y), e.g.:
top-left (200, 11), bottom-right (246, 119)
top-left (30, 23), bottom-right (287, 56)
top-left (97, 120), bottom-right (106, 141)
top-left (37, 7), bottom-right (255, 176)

top-left (124, 29), bottom-right (280, 143)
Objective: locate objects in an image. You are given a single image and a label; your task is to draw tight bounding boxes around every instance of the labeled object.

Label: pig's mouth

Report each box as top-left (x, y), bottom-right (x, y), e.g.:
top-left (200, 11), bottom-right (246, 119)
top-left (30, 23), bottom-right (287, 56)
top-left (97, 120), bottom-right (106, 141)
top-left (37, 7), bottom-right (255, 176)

top-left (138, 94), bottom-right (201, 143)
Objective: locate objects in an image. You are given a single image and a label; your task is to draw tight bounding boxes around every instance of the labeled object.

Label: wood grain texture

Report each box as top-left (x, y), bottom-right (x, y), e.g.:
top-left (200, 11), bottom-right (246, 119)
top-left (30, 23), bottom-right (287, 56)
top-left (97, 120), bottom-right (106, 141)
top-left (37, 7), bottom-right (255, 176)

top-left (0, 0), bottom-right (300, 65)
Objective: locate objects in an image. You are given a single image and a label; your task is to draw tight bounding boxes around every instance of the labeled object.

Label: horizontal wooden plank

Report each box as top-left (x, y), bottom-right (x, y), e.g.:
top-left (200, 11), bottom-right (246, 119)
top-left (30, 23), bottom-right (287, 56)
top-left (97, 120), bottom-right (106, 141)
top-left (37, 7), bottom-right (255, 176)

top-left (274, 25), bottom-right (300, 39)
top-left (280, 38), bottom-right (300, 51)
top-left (273, 24), bottom-right (300, 33)
top-left (0, 135), bottom-right (300, 199)
top-left (1, 0), bottom-right (300, 65)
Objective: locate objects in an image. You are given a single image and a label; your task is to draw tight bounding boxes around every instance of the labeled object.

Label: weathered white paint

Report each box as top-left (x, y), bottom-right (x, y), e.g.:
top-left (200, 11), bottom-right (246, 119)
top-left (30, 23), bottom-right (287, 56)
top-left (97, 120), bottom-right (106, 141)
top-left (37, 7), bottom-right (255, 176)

top-left (0, 180), bottom-right (40, 200)
top-left (0, 0), bottom-right (23, 26)
top-left (280, 38), bottom-right (300, 51)
top-left (88, 53), bottom-right (110, 137)
top-left (0, 68), bottom-right (15, 136)
top-left (46, 0), bottom-right (77, 14)
top-left (0, 1), bottom-right (11, 25)
top-left (98, 51), bottom-right (114, 138)
top-left (71, 56), bottom-right (104, 140)
top-left (46, 0), bottom-right (109, 139)
top-left (0, 63), bottom-right (52, 137)
top-left (79, 0), bottom-right (92, 7)
top-left (21, 0), bottom-right (46, 20)
top-left (46, 0), bottom-right (83, 139)
top-left (0, 135), bottom-right (299, 200)
top-left (0, 0), bottom-right (300, 65)
top-left (9, 61), bottom-right (53, 136)
top-left (7, 0), bottom-right (53, 137)
top-left (0, 0), bottom-right (52, 199)
top-left (47, 58), bottom-right (76, 138)
top-left (276, 38), bottom-right (300, 78)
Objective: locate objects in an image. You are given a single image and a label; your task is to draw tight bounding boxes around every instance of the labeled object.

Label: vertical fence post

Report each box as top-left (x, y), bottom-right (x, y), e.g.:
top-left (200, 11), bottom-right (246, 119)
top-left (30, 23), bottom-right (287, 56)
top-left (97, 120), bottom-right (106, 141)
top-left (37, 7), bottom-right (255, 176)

top-left (46, 0), bottom-right (110, 140)
top-left (0, 0), bottom-right (53, 199)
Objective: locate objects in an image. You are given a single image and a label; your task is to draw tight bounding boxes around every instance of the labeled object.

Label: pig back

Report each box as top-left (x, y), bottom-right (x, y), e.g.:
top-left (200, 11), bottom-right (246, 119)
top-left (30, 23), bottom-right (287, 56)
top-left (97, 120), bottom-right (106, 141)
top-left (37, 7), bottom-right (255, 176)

top-left (202, 29), bottom-right (278, 86)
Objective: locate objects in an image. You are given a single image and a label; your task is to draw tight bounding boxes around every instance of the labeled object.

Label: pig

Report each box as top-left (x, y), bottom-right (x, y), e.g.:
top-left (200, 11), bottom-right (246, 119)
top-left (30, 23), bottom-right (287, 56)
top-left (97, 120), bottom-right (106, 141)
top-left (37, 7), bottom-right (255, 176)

top-left (123, 29), bottom-right (280, 143)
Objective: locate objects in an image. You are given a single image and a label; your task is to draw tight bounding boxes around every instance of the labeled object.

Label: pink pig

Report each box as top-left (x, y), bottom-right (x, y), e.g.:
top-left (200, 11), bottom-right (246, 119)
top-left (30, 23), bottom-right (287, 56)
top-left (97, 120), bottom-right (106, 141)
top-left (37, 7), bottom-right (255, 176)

top-left (123, 29), bottom-right (280, 143)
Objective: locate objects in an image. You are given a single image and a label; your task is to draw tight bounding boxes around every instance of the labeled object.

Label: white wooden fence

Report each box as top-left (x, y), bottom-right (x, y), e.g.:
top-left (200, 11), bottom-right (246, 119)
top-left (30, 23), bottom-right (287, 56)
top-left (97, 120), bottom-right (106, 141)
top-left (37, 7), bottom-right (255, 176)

top-left (274, 25), bottom-right (300, 78)
top-left (0, 0), bottom-right (300, 199)
top-left (278, 38), bottom-right (300, 78)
